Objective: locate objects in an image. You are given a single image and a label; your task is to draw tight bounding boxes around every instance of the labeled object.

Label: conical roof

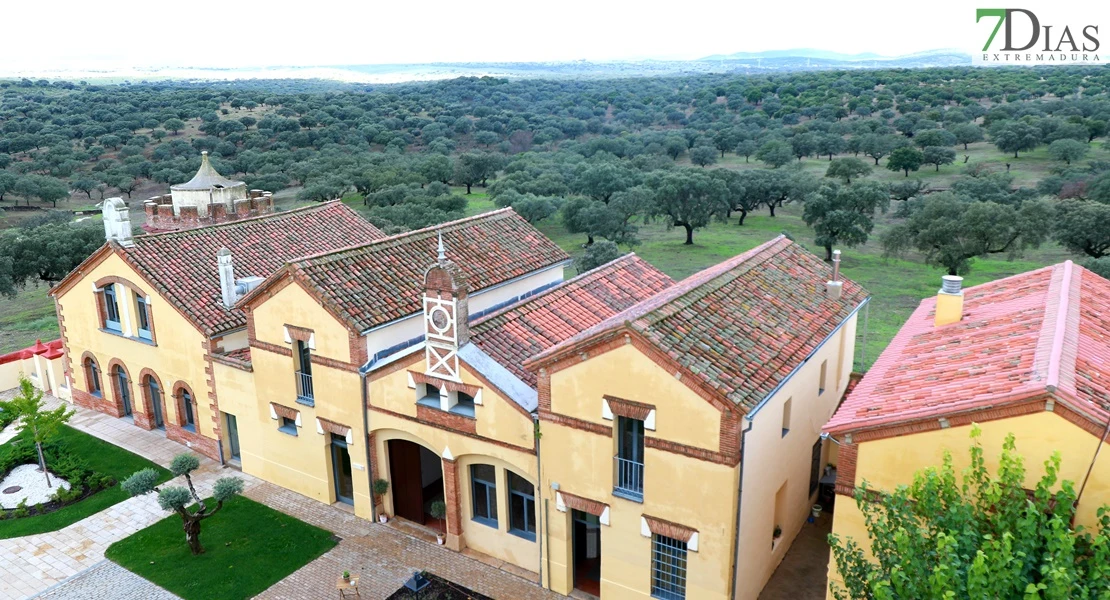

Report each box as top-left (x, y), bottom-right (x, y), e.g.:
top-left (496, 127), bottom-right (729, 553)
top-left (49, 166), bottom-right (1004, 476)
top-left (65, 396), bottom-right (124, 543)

top-left (171, 152), bottom-right (244, 191)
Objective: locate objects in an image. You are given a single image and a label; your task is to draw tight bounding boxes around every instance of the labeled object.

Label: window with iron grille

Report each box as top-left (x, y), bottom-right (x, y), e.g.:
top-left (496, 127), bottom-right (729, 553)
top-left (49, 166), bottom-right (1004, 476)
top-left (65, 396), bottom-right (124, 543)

top-left (507, 470), bottom-right (536, 541)
top-left (651, 534), bottom-right (688, 600)
top-left (471, 464), bottom-right (498, 527)
top-left (295, 340), bottom-right (313, 404)
top-left (614, 416), bottom-right (645, 501)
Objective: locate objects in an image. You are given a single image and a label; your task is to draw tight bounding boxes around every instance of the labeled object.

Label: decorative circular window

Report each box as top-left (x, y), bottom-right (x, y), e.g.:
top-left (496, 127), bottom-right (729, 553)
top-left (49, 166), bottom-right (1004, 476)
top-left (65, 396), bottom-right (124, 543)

top-left (428, 306), bottom-right (451, 333)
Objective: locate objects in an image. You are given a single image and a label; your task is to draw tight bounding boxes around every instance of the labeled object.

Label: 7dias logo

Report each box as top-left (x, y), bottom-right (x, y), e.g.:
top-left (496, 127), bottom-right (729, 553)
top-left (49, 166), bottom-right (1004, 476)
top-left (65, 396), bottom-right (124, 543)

top-left (975, 8), bottom-right (1103, 63)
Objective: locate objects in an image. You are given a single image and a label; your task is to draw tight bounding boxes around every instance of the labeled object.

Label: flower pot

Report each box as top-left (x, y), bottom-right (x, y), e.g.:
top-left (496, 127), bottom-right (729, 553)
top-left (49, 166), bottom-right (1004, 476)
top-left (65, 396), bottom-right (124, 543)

top-left (436, 533), bottom-right (446, 545)
top-left (378, 514), bottom-right (389, 524)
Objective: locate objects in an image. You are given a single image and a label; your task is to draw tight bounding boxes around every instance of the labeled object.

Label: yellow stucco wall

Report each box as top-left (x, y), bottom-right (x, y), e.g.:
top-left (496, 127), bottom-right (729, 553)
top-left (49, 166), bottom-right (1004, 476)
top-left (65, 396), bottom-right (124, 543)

top-left (56, 251), bottom-right (215, 438)
top-left (540, 343), bottom-right (738, 599)
top-left (368, 354), bottom-right (541, 570)
top-left (232, 280), bottom-right (372, 518)
top-left (828, 410), bottom-right (1110, 596)
top-left (734, 312), bottom-right (856, 600)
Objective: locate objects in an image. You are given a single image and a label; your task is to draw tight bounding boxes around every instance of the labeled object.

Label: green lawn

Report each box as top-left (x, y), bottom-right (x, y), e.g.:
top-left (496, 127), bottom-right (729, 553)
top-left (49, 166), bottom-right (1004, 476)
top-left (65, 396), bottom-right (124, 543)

top-left (106, 496), bottom-right (337, 600)
top-left (0, 282), bottom-right (60, 354)
top-left (0, 425), bottom-right (172, 538)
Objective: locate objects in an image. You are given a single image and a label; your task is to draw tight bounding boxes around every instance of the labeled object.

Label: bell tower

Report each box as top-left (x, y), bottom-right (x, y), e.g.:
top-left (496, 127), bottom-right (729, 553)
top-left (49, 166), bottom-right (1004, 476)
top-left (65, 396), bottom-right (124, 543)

top-left (423, 233), bottom-right (469, 382)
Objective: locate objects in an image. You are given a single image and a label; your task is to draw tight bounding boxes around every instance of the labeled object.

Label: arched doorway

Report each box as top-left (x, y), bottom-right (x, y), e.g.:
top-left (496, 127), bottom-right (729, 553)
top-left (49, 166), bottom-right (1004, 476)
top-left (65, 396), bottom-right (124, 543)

top-left (143, 374), bottom-right (165, 431)
top-left (387, 439), bottom-right (444, 528)
top-left (113, 364), bottom-right (132, 417)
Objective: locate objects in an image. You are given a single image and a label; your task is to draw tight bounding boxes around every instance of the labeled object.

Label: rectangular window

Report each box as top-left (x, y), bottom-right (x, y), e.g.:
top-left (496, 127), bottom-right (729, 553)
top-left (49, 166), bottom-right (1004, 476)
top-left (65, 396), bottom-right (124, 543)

top-left (135, 296), bottom-right (152, 340)
top-left (782, 398), bottom-right (792, 437)
top-left (470, 464), bottom-right (498, 527)
top-left (278, 416), bottom-right (297, 436)
top-left (819, 360), bottom-right (828, 395)
top-left (507, 471), bottom-right (536, 541)
top-left (103, 285), bottom-right (121, 332)
top-left (418, 382), bottom-right (441, 407)
top-left (614, 416), bottom-right (645, 501)
top-left (651, 534), bottom-right (688, 600)
top-left (295, 340), bottom-right (313, 404)
top-left (450, 391), bottom-right (476, 417)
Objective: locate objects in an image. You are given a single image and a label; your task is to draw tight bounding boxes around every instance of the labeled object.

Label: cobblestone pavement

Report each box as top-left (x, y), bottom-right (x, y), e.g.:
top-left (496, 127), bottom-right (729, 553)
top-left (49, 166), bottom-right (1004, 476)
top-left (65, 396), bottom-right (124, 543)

top-left (0, 392), bottom-right (239, 600)
top-left (4, 392), bottom-right (567, 599)
top-left (32, 561), bottom-right (180, 600)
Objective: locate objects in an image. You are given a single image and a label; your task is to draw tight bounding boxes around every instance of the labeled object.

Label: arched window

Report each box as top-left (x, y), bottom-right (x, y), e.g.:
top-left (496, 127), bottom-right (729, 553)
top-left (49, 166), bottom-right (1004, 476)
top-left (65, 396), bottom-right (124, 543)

top-left (113, 364), bottom-right (132, 416)
top-left (85, 357), bottom-right (102, 396)
top-left (144, 375), bottom-right (165, 429)
top-left (180, 388), bottom-right (195, 432)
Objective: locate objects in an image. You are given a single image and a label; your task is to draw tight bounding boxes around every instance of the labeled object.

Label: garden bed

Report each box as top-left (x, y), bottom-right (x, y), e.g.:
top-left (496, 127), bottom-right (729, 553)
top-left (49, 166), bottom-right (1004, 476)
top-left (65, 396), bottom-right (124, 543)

top-left (0, 425), bottom-right (170, 537)
top-left (387, 572), bottom-right (494, 600)
top-left (106, 496), bottom-right (336, 600)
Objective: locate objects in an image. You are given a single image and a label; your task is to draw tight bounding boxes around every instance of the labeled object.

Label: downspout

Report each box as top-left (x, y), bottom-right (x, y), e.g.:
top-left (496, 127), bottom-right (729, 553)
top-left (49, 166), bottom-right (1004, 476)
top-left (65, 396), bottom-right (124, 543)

top-left (729, 416), bottom-right (755, 599)
top-left (362, 369), bottom-right (376, 522)
top-left (534, 413), bottom-right (544, 587)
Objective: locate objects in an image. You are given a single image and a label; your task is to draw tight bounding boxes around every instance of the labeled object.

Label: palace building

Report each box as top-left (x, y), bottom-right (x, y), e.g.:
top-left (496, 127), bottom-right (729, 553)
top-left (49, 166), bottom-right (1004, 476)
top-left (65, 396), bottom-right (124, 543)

top-left (50, 175), bottom-right (868, 599)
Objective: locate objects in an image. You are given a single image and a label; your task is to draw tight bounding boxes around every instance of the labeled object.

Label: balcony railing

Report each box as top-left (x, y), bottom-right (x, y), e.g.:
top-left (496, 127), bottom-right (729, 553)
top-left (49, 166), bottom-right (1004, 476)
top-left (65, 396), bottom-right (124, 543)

top-left (295, 370), bottom-right (314, 406)
top-left (614, 455), bottom-right (644, 501)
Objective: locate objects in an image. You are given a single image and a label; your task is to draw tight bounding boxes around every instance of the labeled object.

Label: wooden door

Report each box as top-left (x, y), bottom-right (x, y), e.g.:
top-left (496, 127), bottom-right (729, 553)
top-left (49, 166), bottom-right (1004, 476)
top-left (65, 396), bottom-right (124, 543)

top-left (388, 439), bottom-right (425, 524)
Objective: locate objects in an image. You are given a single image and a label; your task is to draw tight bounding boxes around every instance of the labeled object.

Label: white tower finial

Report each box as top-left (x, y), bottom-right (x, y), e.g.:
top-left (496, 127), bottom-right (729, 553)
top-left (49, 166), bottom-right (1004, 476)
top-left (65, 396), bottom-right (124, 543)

top-left (437, 232), bottom-right (446, 262)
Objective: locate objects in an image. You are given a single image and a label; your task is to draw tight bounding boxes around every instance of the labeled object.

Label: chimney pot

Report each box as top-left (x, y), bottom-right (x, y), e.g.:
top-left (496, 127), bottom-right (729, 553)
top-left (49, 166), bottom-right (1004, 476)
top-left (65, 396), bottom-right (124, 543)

top-left (935, 275), bottom-right (965, 327)
top-left (218, 248), bottom-right (236, 309)
top-left (831, 249), bottom-right (841, 282)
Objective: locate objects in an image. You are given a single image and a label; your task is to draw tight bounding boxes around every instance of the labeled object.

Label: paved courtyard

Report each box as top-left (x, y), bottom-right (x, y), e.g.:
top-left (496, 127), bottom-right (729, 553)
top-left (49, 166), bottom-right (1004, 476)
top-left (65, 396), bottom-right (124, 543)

top-left (3, 392), bottom-right (562, 600)
top-left (759, 511), bottom-right (833, 600)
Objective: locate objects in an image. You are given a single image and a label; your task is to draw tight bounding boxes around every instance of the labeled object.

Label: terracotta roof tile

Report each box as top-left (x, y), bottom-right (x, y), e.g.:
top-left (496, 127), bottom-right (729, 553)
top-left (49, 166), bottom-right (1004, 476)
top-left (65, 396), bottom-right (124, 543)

top-left (286, 209), bottom-right (570, 333)
top-left (826, 262), bottom-right (1110, 435)
top-left (526, 236), bottom-right (869, 411)
top-left (120, 201), bottom-right (384, 335)
top-left (470, 254), bottom-right (675, 387)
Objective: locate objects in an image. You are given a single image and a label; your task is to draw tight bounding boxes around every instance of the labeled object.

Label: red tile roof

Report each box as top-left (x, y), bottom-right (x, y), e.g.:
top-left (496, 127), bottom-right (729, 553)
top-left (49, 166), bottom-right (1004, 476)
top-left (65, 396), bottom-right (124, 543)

top-left (221, 347), bottom-right (252, 362)
top-left (278, 209), bottom-right (570, 333)
top-left (470, 254), bottom-right (675, 387)
top-left (526, 236), bottom-right (869, 411)
top-left (118, 201), bottom-right (384, 336)
top-left (826, 262), bottom-right (1110, 436)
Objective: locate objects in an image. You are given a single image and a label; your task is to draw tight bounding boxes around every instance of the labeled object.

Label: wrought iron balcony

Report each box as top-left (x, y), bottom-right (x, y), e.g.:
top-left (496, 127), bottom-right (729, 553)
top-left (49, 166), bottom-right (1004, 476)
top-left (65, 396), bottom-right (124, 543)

top-left (295, 370), bottom-right (314, 406)
top-left (613, 455), bottom-right (644, 501)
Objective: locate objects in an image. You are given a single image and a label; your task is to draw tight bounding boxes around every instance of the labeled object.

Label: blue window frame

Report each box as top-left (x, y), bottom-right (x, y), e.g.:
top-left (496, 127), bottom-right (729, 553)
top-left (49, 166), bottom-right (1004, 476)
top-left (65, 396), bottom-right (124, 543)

top-left (136, 296), bottom-right (152, 340)
top-left (651, 534), bottom-right (688, 600)
top-left (470, 464), bottom-right (498, 528)
top-left (181, 389), bottom-right (195, 432)
top-left (103, 285), bottom-right (121, 332)
top-left (278, 416), bottom-right (297, 436)
top-left (86, 358), bottom-right (102, 396)
top-left (507, 471), bottom-right (536, 541)
top-left (614, 416), bottom-right (645, 501)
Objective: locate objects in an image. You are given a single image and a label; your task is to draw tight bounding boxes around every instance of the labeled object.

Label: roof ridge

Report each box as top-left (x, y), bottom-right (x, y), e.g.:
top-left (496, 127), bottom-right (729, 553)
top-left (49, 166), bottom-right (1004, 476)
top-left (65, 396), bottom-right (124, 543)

top-left (470, 253), bottom-right (658, 330)
top-left (525, 236), bottom-right (792, 367)
top-left (1045, 260), bottom-right (1080, 393)
top-left (133, 200), bottom-right (350, 242)
top-left (291, 208), bottom-right (517, 265)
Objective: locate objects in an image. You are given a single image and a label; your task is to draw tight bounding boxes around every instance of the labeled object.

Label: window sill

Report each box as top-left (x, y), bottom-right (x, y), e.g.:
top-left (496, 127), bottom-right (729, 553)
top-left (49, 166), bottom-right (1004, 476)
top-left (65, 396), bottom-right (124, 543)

top-left (417, 397), bottom-right (476, 420)
top-left (449, 404), bottom-right (475, 418)
top-left (182, 424), bottom-right (196, 433)
top-left (612, 488), bottom-right (644, 503)
top-left (278, 426), bottom-right (298, 437)
top-left (472, 516), bottom-right (498, 529)
top-left (508, 528), bottom-right (536, 542)
top-left (91, 391), bottom-right (103, 398)
top-left (98, 328), bottom-right (157, 346)
top-left (295, 396), bottom-right (315, 407)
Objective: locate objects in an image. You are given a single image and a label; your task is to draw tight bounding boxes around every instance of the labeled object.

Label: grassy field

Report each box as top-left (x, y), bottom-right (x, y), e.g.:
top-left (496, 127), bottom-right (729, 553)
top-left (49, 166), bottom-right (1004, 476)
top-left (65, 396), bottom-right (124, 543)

top-left (0, 425), bottom-right (171, 538)
top-left (0, 282), bottom-right (60, 353)
top-left (105, 496), bottom-right (336, 600)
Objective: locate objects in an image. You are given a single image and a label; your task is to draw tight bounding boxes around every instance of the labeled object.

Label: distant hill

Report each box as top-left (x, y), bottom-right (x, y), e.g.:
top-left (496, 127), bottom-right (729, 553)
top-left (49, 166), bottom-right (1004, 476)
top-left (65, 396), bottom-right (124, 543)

top-left (7, 49), bottom-right (974, 84)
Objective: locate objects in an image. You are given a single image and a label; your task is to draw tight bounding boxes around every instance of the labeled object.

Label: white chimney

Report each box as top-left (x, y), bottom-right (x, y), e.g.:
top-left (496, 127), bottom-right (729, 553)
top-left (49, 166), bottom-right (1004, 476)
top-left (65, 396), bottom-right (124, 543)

top-left (101, 198), bottom-right (133, 247)
top-left (825, 250), bottom-right (843, 300)
top-left (218, 248), bottom-right (236, 308)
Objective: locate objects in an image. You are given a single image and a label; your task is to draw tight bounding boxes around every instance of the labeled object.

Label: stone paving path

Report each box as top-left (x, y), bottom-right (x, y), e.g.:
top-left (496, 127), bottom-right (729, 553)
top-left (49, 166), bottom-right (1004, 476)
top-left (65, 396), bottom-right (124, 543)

top-left (33, 561), bottom-right (180, 600)
top-left (3, 392), bottom-right (565, 599)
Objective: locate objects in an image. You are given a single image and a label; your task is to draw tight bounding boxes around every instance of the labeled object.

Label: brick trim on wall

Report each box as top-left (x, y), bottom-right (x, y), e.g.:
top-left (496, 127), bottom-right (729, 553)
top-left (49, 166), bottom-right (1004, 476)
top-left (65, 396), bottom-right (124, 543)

top-left (643, 515), bottom-right (698, 543)
top-left (370, 406), bottom-right (534, 455)
top-left (410, 371), bottom-right (480, 396)
top-left (284, 324), bottom-right (314, 342)
top-left (250, 339), bottom-right (358, 373)
top-left (93, 275), bottom-right (149, 299)
top-left (136, 368), bottom-right (168, 430)
top-left (603, 395), bottom-right (655, 420)
top-left (834, 443), bottom-right (858, 497)
top-left (443, 458), bottom-right (462, 536)
top-left (271, 402), bottom-right (299, 421)
top-left (415, 403), bottom-right (478, 436)
top-left (105, 358), bottom-right (132, 419)
top-left (559, 491), bottom-right (607, 517)
top-left (318, 417), bottom-right (351, 437)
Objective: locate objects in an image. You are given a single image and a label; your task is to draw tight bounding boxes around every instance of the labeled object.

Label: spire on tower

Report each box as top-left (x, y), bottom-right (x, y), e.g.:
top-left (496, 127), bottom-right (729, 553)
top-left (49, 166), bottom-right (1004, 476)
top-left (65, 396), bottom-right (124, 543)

top-left (437, 231), bottom-right (446, 263)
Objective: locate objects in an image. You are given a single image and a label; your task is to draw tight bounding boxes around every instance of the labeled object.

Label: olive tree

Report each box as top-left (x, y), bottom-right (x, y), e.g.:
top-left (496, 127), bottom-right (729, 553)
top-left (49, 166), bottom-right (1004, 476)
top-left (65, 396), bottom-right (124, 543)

top-left (121, 454), bottom-right (244, 555)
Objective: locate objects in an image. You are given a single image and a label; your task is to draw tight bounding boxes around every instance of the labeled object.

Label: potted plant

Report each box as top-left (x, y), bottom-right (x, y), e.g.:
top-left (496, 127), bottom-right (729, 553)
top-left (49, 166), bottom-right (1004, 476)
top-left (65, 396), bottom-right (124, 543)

top-left (342, 570), bottom-right (350, 582)
top-left (430, 500), bottom-right (447, 545)
top-left (372, 479), bottom-right (390, 523)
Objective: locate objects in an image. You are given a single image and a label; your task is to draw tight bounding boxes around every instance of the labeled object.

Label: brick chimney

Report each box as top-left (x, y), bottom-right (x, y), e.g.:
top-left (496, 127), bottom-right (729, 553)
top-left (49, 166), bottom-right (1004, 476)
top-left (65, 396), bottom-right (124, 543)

top-left (825, 249), bottom-right (843, 300)
top-left (934, 275), bottom-right (964, 326)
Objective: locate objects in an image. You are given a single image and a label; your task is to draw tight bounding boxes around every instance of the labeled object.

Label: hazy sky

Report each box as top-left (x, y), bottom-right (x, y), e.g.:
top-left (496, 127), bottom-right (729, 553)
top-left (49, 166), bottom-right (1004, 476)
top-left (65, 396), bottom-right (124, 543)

top-left (0, 0), bottom-right (1033, 71)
